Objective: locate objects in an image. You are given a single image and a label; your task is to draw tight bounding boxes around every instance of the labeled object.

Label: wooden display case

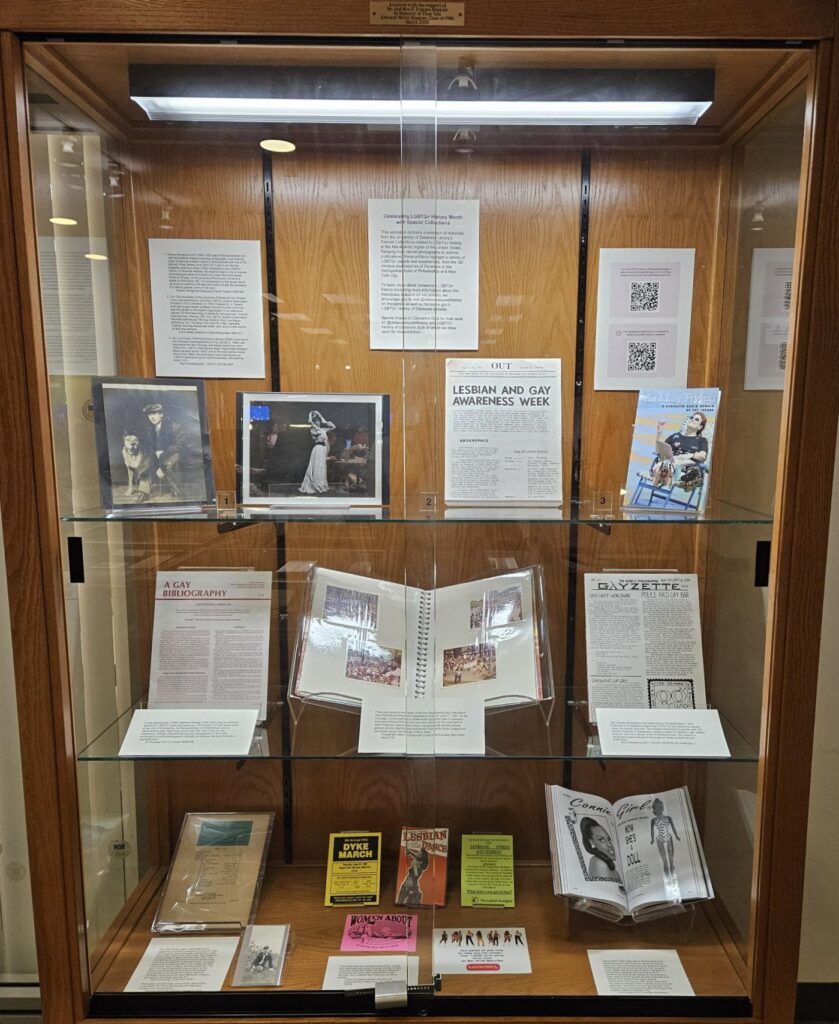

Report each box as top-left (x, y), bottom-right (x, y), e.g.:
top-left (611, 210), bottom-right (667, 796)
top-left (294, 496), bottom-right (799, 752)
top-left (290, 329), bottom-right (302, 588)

top-left (2, 4), bottom-right (839, 1024)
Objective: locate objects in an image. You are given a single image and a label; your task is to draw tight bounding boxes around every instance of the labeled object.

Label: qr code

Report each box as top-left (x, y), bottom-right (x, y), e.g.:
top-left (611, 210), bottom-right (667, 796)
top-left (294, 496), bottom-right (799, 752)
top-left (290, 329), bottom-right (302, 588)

top-left (630, 280), bottom-right (660, 312)
top-left (778, 342), bottom-right (787, 372)
top-left (783, 280), bottom-right (792, 312)
top-left (626, 340), bottom-right (657, 373)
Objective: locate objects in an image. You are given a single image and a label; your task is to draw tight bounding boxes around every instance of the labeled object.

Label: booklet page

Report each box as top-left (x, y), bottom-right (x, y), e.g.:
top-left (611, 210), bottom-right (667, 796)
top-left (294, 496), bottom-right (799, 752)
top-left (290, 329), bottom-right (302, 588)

top-left (292, 568), bottom-right (418, 705)
top-left (613, 787), bottom-right (712, 913)
top-left (584, 573), bottom-right (706, 722)
top-left (545, 786), bottom-right (627, 912)
top-left (432, 568), bottom-right (541, 706)
top-left (148, 570), bottom-right (272, 721)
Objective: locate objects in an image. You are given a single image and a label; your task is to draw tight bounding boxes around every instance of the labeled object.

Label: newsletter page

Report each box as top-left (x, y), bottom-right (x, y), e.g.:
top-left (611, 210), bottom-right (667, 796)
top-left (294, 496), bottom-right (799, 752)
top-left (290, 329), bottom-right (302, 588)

top-left (584, 573), bottom-right (706, 722)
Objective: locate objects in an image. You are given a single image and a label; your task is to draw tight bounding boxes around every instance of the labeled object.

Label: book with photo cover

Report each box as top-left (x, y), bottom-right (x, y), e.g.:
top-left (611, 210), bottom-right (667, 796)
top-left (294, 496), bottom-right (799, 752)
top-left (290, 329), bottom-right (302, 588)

top-left (394, 827), bottom-right (449, 907)
top-left (92, 377), bottom-right (215, 512)
top-left (545, 785), bottom-right (713, 923)
top-left (238, 391), bottom-right (389, 507)
top-left (290, 565), bottom-right (550, 710)
top-left (623, 388), bottom-right (721, 515)
top-left (153, 812), bottom-right (274, 933)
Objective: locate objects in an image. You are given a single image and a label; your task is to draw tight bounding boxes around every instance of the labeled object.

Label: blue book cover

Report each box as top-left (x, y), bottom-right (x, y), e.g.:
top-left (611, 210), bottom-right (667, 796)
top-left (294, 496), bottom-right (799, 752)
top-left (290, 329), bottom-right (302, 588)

top-left (623, 388), bottom-right (721, 514)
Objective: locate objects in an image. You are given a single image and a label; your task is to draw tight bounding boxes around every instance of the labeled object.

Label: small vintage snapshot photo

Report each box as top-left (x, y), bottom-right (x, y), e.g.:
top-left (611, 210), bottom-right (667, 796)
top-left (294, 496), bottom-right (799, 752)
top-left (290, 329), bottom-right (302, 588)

top-left (92, 378), bottom-right (214, 509)
top-left (323, 585), bottom-right (379, 629)
top-left (239, 392), bottom-right (389, 506)
top-left (469, 586), bottom-right (524, 629)
top-left (232, 925), bottom-right (289, 988)
top-left (442, 643), bottom-right (497, 686)
top-left (345, 639), bottom-right (402, 687)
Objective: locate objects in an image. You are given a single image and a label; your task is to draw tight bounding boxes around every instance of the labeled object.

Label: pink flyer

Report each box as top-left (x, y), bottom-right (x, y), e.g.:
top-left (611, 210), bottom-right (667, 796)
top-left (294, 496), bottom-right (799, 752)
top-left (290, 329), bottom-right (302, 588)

top-left (340, 914), bottom-right (418, 952)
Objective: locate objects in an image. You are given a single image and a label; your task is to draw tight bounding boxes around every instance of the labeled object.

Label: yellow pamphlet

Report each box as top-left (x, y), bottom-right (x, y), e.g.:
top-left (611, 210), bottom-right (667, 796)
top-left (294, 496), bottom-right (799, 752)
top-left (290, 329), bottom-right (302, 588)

top-left (460, 834), bottom-right (515, 907)
top-left (324, 831), bottom-right (382, 907)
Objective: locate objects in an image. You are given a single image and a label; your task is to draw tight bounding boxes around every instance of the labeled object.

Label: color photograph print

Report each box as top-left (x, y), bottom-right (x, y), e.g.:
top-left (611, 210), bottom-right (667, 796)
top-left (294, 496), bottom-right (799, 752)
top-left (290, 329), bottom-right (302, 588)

top-left (93, 378), bottom-right (214, 509)
top-left (345, 639), bottom-right (402, 687)
top-left (469, 585), bottom-right (524, 630)
top-left (323, 584), bottom-right (379, 629)
top-left (442, 643), bottom-right (497, 686)
top-left (239, 392), bottom-right (388, 506)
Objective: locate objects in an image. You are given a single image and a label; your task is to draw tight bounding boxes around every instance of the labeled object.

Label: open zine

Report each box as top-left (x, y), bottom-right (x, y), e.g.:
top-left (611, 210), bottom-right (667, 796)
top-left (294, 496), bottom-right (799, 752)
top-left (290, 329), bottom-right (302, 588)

top-left (583, 573), bottom-right (706, 722)
top-left (623, 388), bottom-right (721, 514)
top-left (545, 785), bottom-right (713, 923)
top-left (291, 566), bottom-right (548, 709)
top-left (394, 827), bottom-right (449, 906)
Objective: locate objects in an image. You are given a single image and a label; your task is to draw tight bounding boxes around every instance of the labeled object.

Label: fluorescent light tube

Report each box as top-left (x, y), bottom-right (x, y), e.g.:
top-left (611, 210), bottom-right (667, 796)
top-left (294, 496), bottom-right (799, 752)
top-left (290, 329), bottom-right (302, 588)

top-left (130, 95), bottom-right (711, 126)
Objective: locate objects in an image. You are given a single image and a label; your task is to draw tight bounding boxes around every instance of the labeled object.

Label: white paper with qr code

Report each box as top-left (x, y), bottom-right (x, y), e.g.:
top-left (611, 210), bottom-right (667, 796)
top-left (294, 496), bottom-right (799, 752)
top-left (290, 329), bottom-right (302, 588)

top-left (583, 573), bottom-right (706, 723)
top-left (594, 248), bottom-right (695, 390)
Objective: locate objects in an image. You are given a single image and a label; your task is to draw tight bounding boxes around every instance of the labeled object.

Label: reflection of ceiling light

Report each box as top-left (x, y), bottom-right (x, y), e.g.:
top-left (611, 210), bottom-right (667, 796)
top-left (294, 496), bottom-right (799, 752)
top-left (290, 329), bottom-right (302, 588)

top-left (84, 253), bottom-right (108, 261)
top-left (259, 138), bottom-right (296, 153)
top-left (130, 66), bottom-right (714, 126)
top-left (49, 216), bottom-right (78, 226)
top-left (61, 138), bottom-right (76, 153)
top-left (750, 200), bottom-right (766, 231)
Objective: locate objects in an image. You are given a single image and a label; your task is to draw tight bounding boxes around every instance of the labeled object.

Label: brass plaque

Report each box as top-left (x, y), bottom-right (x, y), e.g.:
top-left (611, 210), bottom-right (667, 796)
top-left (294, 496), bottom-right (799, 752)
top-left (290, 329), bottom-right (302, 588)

top-left (370, 1), bottom-right (465, 26)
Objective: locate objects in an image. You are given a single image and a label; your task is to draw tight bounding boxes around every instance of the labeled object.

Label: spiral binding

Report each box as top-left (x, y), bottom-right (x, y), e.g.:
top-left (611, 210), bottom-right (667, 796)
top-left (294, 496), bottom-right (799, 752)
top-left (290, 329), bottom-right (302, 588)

top-left (413, 589), bottom-right (433, 698)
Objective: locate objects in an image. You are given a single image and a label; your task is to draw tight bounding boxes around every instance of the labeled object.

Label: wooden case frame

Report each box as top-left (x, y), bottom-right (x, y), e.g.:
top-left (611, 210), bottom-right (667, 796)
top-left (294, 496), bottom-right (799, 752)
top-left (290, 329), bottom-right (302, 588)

top-left (1, 4), bottom-right (839, 1023)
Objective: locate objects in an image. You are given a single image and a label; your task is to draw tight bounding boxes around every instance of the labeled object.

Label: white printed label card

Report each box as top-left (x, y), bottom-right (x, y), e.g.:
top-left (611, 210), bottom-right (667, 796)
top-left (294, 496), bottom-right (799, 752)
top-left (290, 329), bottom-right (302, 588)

top-left (432, 927), bottom-right (532, 975)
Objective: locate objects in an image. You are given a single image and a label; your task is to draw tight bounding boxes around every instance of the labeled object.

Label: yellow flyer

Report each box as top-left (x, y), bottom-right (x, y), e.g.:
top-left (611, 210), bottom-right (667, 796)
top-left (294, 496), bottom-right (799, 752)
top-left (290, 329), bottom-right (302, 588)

top-left (460, 834), bottom-right (515, 907)
top-left (324, 832), bottom-right (382, 907)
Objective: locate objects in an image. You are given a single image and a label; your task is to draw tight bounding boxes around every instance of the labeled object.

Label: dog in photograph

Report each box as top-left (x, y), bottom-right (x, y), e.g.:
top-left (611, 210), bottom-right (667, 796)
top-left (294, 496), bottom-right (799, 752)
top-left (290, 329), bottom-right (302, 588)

top-left (121, 431), bottom-right (152, 500)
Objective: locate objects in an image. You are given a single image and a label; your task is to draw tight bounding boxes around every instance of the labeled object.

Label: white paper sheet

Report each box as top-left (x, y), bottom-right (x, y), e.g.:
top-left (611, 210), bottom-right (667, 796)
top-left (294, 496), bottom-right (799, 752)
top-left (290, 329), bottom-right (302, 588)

top-left (445, 358), bottom-right (562, 505)
top-left (368, 199), bottom-right (479, 350)
top-left (432, 928), bottom-right (532, 974)
top-left (322, 955), bottom-right (419, 991)
top-left (587, 949), bottom-right (694, 996)
top-left (118, 709), bottom-right (259, 757)
top-left (149, 238), bottom-right (265, 378)
top-left (595, 709), bottom-right (730, 758)
top-left (584, 573), bottom-right (706, 722)
top-left (148, 571), bottom-right (272, 720)
top-left (744, 248), bottom-right (794, 390)
top-left (358, 695), bottom-right (485, 754)
top-left (125, 937), bottom-right (239, 992)
top-left (594, 248), bottom-right (695, 390)
top-left (37, 235), bottom-right (116, 376)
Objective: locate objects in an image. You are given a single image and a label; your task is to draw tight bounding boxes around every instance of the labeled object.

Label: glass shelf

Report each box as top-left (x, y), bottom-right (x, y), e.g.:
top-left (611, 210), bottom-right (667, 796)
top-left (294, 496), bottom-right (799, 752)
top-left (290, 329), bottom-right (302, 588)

top-left (77, 699), bottom-right (759, 762)
top-left (61, 496), bottom-right (773, 527)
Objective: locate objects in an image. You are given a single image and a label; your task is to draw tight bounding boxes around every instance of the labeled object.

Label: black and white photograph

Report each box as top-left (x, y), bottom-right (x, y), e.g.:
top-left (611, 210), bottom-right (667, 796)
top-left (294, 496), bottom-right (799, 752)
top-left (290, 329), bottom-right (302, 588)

top-left (442, 642), bottom-right (497, 686)
top-left (345, 639), bottom-right (402, 687)
top-left (323, 585), bottom-right (379, 629)
top-left (469, 586), bottom-right (525, 630)
top-left (238, 392), bottom-right (389, 507)
top-left (231, 925), bottom-right (289, 988)
top-left (92, 377), bottom-right (214, 510)
top-left (564, 814), bottom-right (623, 886)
